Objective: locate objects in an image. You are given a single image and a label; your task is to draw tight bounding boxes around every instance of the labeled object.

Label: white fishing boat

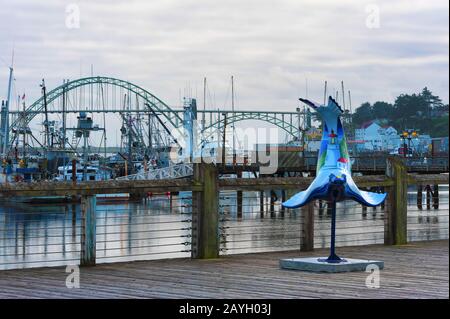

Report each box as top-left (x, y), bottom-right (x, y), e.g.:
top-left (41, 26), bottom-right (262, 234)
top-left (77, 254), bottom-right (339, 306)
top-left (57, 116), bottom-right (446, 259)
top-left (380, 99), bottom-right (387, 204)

top-left (55, 164), bottom-right (110, 182)
top-left (55, 164), bottom-right (129, 201)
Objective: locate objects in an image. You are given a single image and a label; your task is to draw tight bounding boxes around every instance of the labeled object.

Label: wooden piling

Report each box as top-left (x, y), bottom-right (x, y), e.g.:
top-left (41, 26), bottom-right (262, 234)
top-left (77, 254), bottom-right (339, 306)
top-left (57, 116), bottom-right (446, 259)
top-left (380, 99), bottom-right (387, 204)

top-left (237, 171), bottom-right (243, 218)
top-left (192, 163), bottom-right (219, 259)
top-left (318, 200), bottom-right (324, 216)
top-left (270, 190), bottom-right (275, 215)
top-left (385, 157), bottom-right (407, 245)
top-left (300, 201), bottom-right (314, 251)
top-left (259, 190), bottom-right (264, 217)
top-left (80, 195), bottom-right (96, 266)
top-left (417, 185), bottom-right (423, 210)
top-left (433, 184), bottom-right (439, 209)
top-left (426, 185), bottom-right (431, 210)
top-left (280, 190), bottom-right (286, 215)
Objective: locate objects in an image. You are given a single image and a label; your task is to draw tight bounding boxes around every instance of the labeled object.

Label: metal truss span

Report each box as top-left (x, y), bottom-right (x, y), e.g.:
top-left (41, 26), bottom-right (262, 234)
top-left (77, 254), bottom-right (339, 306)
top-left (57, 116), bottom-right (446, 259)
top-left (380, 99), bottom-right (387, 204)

top-left (204, 111), bottom-right (300, 138)
top-left (9, 76), bottom-right (182, 143)
top-left (11, 76), bottom-right (303, 145)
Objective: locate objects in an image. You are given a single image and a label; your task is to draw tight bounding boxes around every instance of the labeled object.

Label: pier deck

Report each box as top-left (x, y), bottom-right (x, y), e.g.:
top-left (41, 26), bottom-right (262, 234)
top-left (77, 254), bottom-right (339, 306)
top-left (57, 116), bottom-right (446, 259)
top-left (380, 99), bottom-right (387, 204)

top-left (0, 240), bottom-right (447, 299)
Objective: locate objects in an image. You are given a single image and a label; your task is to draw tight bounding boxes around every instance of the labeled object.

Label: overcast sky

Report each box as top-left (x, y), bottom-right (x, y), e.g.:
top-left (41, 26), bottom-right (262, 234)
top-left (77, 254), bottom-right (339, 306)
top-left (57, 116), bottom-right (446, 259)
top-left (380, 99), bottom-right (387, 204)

top-left (0, 0), bottom-right (448, 114)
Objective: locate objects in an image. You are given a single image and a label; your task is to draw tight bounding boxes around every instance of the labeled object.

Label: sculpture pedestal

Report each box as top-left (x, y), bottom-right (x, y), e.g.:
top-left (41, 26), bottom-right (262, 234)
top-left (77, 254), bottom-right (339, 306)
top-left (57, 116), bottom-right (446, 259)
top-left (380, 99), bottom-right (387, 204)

top-left (280, 257), bottom-right (384, 273)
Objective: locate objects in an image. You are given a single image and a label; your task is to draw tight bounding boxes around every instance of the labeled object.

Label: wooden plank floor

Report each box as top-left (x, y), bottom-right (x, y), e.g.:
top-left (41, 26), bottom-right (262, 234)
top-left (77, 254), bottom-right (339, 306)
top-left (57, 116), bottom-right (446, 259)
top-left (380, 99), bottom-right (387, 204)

top-left (0, 240), bottom-right (447, 299)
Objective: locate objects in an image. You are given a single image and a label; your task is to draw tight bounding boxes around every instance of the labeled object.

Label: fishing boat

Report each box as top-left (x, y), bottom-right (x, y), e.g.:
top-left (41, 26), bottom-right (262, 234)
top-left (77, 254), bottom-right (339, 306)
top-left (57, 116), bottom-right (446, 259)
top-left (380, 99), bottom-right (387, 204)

top-left (55, 163), bottom-right (111, 182)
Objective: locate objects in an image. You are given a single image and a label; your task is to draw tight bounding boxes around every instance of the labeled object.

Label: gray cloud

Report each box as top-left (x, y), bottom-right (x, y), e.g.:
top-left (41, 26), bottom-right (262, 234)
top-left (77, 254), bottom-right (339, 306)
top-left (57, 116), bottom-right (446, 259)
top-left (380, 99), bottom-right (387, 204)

top-left (0, 0), bottom-right (448, 123)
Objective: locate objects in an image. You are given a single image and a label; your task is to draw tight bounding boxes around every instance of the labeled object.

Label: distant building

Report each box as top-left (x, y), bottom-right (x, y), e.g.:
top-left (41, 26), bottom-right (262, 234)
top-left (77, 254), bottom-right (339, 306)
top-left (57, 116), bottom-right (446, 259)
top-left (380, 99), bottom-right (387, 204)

top-left (354, 121), bottom-right (399, 152)
top-left (305, 127), bottom-right (322, 152)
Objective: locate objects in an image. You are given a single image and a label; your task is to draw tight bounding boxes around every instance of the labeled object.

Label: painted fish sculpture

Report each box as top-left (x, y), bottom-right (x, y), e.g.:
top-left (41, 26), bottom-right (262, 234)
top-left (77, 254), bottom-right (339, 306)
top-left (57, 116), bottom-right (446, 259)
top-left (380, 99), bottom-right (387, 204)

top-left (282, 96), bottom-right (386, 208)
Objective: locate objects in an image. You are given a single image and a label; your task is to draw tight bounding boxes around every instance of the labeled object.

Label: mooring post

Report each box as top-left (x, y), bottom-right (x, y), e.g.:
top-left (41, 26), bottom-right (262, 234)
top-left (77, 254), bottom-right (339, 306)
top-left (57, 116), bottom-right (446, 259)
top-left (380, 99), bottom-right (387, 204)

top-left (362, 203), bottom-right (367, 215)
top-left (192, 163), bottom-right (219, 259)
top-left (280, 190), bottom-right (286, 215)
top-left (318, 199), bottom-right (324, 216)
top-left (259, 190), bottom-right (264, 216)
top-left (80, 195), bottom-right (96, 266)
top-left (385, 157), bottom-right (408, 245)
top-left (417, 185), bottom-right (423, 210)
top-left (270, 190), bottom-right (275, 215)
top-left (426, 185), bottom-right (431, 210)
top-left (237, 170), bottom-right (243, 218)
top-left (300, 201), bottom-right (314, 251)
top-left (433, 184), bottom-right (439, 209)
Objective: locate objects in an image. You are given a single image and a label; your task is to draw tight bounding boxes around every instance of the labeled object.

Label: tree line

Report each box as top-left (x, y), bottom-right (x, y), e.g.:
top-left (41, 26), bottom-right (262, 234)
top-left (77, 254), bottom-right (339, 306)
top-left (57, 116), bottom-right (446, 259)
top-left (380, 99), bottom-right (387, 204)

top-left (352, 87), bottom-right (449, 137)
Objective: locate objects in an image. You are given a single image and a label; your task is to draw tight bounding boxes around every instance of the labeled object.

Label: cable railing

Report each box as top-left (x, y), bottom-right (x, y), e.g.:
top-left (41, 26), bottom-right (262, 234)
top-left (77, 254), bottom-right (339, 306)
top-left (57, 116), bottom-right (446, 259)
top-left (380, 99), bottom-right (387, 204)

top-left (406, 184), bottom-right (449, 242)
top-left (0, 160), bottom-right (448, 270)
top-left (0, 207), bottom-right (82, 270)
top-left (0, 196), bottom-right (193, 269)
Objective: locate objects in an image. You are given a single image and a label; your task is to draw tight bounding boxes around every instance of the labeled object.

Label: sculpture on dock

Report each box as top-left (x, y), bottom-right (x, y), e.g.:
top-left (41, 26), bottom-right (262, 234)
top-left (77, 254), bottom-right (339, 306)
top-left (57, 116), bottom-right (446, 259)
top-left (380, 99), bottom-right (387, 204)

top-left (282, 96), bottom-right (386, 263)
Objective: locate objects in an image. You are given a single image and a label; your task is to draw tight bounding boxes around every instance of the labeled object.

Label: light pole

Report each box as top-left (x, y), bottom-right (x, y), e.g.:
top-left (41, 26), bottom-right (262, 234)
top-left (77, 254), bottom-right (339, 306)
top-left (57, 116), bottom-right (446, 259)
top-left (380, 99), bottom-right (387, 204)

top-left (400, 129), bottom-right (419, 157)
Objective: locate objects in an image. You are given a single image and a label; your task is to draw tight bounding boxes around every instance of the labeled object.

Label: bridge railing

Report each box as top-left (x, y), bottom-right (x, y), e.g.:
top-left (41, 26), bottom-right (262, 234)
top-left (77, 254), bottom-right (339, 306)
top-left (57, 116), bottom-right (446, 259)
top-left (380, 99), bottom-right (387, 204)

top-left (115, 163), bottom-right (194, 181)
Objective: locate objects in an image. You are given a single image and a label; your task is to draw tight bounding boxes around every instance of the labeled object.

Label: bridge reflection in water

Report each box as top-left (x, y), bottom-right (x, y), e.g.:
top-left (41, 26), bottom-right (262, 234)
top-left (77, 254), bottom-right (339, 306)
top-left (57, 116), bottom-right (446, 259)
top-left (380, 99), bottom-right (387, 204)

top-left (0, 185), bottom-right (447, 270)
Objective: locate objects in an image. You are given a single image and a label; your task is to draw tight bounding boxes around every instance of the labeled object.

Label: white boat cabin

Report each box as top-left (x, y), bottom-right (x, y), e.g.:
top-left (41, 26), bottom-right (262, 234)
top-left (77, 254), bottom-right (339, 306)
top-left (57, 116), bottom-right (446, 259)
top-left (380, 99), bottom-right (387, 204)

top-left (56, 165), bottom-right (108, 181)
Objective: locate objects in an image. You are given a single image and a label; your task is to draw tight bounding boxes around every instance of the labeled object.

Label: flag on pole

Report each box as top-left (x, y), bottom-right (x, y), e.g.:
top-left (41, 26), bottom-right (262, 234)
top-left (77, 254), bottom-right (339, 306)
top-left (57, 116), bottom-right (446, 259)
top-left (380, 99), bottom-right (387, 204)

top-left (21, 93), bottom-right (25, 100)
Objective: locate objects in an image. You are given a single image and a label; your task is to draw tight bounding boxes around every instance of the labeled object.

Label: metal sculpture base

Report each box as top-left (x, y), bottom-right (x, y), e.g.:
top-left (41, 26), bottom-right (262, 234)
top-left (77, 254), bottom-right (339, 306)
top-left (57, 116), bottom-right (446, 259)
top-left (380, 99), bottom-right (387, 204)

top-left (279, 193), bottom-right (383, 272)
top-left (279, 257), bottom-right (384, 273)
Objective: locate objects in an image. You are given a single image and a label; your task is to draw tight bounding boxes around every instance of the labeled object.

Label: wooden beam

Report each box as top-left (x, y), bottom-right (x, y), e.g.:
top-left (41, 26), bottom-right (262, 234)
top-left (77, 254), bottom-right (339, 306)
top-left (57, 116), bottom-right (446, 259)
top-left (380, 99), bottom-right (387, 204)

top-left (385, 157), bottom-right (408, 245)
top-left (301, 202), bottom-right (314, 251)
top-left (80, 195), bottom-right (96, 266)
top-left (191, 163), bottom-right (219, 259)
top-left (0, 178), bottom-right (199, 197)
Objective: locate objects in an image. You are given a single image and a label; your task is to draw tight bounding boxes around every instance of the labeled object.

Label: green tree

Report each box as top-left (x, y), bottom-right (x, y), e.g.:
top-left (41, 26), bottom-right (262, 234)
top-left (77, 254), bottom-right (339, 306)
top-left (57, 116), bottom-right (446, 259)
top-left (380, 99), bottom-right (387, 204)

top-left (372, 101), bottom-right (393, 121)
top-left (421, 87), bottom-right (443, 117)
top-left (348, 88), bottom-right (446, 137)
top-left (352, 102), bottom-right (372, 126)
top-left (431, 115), bottom-right (449, 137)
top-left (393, 93), bottom-right (428, 131)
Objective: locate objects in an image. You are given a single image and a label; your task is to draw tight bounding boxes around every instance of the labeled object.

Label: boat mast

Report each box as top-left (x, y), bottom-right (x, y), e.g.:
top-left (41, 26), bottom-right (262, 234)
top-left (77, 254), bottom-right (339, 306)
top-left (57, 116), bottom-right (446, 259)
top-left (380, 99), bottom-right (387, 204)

top-left (22, 97), bottom-right (27, 158)
top-left (203, 77), bottom-right (206, 132)
top-left (62, 79), bottom-right (67, 149)
top-left (40, 79), bottom-right (51, 149)
top-left (1, 66), bottom-right (14, 156)
top-left (231, 75), bottom-right (235, 158)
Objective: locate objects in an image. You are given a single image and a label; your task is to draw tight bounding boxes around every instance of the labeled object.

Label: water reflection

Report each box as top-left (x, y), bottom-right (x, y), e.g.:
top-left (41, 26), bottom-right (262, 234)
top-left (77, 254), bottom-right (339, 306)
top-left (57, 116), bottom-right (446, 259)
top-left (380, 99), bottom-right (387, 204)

top-left (0, 185), bottom-right (448, 269)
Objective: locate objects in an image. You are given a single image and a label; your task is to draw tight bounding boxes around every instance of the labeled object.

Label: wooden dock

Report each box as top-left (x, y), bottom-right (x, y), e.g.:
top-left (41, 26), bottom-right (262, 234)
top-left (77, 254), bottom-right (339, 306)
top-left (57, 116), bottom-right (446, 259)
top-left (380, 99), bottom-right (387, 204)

top-left (0, 240), bottom-right (447, 299)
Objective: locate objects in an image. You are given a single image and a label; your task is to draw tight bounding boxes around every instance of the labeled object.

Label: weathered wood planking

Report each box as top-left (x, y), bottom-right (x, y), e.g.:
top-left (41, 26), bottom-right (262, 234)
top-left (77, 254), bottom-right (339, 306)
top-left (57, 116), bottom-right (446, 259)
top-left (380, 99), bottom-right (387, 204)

top-left (0, 240), bottom-right (447, 299)
top-left (0, 170), bottom-right (447, 197)
top-left (407, 173), bottom-right (449, 186)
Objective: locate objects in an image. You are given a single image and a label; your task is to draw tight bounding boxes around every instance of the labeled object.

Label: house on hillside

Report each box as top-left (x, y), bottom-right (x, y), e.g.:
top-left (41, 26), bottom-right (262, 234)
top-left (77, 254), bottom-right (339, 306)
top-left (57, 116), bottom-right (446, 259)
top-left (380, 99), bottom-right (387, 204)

top-left (354, 121), bottom-right (400, 152)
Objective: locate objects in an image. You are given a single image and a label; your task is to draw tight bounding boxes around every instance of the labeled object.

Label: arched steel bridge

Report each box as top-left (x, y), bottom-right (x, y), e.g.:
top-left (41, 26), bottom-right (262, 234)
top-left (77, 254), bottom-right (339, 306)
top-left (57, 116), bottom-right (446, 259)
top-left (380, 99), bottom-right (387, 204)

top-left (8, 76), bottom-right (304, 144)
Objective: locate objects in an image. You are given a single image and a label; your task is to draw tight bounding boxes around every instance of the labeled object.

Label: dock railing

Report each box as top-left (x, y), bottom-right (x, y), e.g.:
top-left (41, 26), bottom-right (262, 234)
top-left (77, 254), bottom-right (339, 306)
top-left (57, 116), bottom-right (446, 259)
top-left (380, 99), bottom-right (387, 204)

top-left (0, 156), bottom-right (448, 268)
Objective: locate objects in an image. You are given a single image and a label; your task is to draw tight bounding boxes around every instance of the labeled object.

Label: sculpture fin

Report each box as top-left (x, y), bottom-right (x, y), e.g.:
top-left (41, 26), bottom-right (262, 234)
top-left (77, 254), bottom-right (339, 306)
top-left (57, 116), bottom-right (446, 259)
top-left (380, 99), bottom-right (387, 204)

top-left (282, 171), bottom-right (329, 208)
top-left (344, 175), bottom-right (387, 207)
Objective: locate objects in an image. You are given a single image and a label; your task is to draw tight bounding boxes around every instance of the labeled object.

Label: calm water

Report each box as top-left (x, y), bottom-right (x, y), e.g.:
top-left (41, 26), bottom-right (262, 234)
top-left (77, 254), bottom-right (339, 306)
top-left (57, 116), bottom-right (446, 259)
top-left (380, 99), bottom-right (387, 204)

top-left (0, 185), bottom-right (448, 270)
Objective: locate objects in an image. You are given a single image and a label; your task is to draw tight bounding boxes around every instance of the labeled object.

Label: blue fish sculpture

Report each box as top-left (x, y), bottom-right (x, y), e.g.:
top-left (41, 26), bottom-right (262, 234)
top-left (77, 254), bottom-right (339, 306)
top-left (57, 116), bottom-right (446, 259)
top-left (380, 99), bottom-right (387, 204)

top-left (283, 96), bottom-right (386, 209)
